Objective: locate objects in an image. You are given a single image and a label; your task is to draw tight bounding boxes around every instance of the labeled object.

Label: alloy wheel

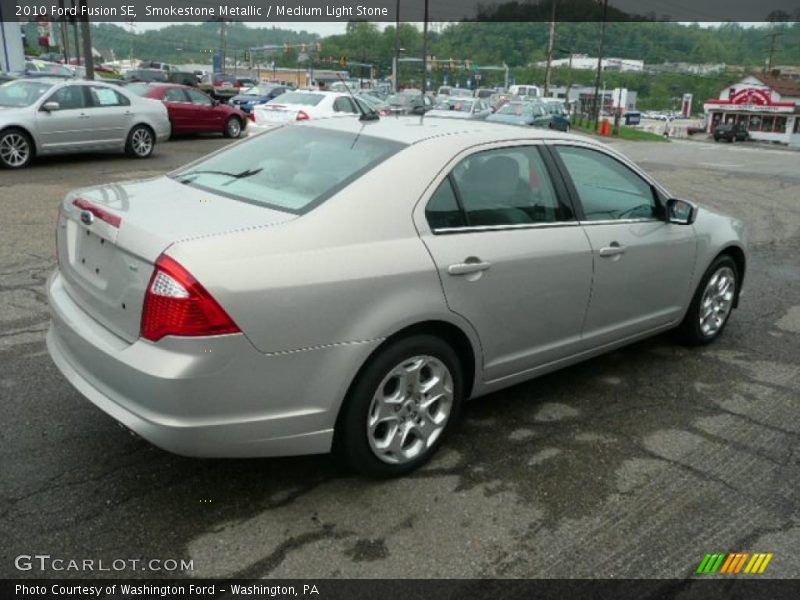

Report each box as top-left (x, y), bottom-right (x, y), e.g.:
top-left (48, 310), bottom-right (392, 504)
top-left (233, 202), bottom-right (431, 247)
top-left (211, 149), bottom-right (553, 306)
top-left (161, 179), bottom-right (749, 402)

top-left (0, 133), bottom-right (30, 168)
top-left (366, 355), bottom-right (454, 465)
top-left (227, 119), bottom-right (241, 137)
top-left (131, 128), bottom-right (153, 156)
top-left (699, 266), bottom-right (736, 337)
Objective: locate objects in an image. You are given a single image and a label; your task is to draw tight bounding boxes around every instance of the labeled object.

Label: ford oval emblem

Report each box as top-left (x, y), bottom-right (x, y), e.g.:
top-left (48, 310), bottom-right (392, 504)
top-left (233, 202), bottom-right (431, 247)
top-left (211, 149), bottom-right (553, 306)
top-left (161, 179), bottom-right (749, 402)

top-left (80, 210), bottom-right (94, 225)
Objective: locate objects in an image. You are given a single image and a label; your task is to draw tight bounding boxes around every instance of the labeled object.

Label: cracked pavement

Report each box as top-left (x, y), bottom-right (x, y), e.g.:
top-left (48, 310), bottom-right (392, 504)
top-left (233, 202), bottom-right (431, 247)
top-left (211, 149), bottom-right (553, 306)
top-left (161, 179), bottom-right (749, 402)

top-left (1, 137), bottom-right (798, 580)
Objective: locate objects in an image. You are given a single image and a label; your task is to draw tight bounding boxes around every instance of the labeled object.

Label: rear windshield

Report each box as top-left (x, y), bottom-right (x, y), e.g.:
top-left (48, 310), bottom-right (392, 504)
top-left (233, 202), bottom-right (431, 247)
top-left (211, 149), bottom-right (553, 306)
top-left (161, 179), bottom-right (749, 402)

top-left (272, 91), bottom-right (324, 106)
top-left (170, 126), bottom-right (406, 214)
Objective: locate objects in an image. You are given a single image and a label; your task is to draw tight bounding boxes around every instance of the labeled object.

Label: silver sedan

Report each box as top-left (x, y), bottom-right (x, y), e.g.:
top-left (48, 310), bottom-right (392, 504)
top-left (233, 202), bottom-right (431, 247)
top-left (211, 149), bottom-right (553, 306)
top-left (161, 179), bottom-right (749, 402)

top-left (46, 119), bottom-right (747, 477)
top-left (0, 78), bottom-right (170, 168)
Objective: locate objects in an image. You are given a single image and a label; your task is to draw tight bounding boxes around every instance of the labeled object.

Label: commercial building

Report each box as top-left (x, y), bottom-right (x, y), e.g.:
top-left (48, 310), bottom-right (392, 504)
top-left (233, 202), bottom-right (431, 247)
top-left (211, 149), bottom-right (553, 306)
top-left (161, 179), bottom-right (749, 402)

top-left (549, 85), bottom-right (638, 113)
top-left (0, 18), bottom-right (25, 72)
top-left (704, 72), bottom-right (800, 146)
top-left (537, 54), bottom-right (644, 72)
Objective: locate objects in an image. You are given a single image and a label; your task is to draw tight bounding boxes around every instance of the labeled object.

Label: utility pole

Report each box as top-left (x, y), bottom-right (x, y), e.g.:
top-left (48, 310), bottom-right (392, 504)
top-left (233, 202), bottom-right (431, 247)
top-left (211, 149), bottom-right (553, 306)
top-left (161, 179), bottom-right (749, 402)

top-left (70, 0), bottom-right (80, 67)
top-left (592, 0), bottom-right (609, 129)
top-left (392, 0), bottom-right (400, 91)
top-left (220, 19), bottom-right (227, 70)
top-left (421, 0), bottom-right (429, 108)
top-left (58, 0), bottom-right (69, 63)
top-left (544, 0), bottom-right (557, 97)
top-left (79, 0), bottom-right (94, 79)
top-left (766, 31), bottom-right (781, 72)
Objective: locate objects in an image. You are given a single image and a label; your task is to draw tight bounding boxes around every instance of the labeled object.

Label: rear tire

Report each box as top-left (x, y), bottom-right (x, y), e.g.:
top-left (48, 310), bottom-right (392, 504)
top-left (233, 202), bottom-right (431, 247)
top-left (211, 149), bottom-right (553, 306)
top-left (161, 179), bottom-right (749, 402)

top-left (125, 125), bottom-right (155, 158)
top-left (224, 116), bottom-right (242, 138)
top-left (334, 335), bottom-right (464, 478)
top-left (678, 255), bottom-right (739, 346)
top-left (0, 128), bottom-right (33, 169)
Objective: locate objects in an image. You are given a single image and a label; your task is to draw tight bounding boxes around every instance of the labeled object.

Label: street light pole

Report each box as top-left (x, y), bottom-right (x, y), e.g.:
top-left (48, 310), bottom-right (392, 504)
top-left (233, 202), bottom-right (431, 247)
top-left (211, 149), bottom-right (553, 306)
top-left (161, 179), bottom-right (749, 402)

top-left (592, 0), bottom-right (608, 129)
top-left (421, 0), bottom-right (429, 110)
top-left (544, 0), bottom-right (557, 97)
top-left (392, 0), bottom-right (400, 91)
top-left (79, 0), bottom-right (94, 79)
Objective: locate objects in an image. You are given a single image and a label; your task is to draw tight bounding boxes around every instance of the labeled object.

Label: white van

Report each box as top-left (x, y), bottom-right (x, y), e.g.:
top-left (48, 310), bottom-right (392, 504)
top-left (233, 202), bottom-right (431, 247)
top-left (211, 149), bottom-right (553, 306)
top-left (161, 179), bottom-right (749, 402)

top-left (509, 84), bottom-right (541, 98)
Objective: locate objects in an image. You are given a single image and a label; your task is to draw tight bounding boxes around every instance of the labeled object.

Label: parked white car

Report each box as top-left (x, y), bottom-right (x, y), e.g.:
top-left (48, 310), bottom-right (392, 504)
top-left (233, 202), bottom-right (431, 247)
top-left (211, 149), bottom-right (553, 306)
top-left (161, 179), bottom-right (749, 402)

top-left (250, 91), bottom-right (370, 133)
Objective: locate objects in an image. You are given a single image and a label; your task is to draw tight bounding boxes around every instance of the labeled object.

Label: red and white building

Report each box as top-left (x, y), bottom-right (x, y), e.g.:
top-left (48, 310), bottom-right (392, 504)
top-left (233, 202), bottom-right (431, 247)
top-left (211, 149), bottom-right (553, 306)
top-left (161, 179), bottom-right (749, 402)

top-left (704, 72), bottom-right (800, 146)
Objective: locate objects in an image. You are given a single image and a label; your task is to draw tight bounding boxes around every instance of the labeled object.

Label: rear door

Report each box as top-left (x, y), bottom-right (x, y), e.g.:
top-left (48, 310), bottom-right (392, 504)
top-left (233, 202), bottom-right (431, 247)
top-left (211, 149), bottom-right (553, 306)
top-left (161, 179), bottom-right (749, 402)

top-left (162, 87), bottom-right (193, 133)
top-left (84, 84), bottom-right (133, 146)
top-left (185, 88), bottom-right (218, 131)
top-left (550, 143), bottom-right (697, 347)
top-left (35, 84), bottom-right (94, 151)
top-left (416, 142), bottom-right (593, 382)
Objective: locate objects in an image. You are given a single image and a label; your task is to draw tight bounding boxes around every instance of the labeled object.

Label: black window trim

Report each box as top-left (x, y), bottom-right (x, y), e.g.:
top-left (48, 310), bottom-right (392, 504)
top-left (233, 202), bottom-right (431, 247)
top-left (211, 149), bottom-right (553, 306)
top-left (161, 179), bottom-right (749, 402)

top-left (426, 143), bottom-right (578, 235)
top-left (546, 142), bottom-right (667, 224)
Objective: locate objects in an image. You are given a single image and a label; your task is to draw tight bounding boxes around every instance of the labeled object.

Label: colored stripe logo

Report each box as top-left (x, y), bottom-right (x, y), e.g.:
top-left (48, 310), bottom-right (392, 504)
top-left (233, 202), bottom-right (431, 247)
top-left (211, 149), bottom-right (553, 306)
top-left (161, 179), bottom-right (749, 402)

top-left (696, 552), bottom-right (773, 574)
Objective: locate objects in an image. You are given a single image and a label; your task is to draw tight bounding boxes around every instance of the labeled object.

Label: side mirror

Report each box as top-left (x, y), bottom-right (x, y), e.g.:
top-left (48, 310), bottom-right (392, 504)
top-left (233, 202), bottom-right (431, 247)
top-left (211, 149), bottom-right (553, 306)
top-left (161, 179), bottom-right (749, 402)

top-left (212, 99), bottom-right (220, 107)
top-left (41, 101), bottom-right (60, 112)
top-left (666, 198), bottom-right (697, 225)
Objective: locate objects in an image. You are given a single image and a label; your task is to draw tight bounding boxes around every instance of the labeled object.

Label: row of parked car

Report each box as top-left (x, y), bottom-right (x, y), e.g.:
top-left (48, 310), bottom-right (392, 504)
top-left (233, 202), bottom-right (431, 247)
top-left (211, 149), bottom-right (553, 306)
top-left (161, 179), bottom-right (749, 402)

top-left (0, 70), bottom-right (574, 169)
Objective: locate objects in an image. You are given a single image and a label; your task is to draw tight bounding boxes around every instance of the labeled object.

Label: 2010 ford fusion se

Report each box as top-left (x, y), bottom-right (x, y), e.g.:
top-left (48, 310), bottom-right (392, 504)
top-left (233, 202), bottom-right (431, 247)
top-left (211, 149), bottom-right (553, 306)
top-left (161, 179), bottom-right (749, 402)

top-left (46, 118), bottom-right (747, 477)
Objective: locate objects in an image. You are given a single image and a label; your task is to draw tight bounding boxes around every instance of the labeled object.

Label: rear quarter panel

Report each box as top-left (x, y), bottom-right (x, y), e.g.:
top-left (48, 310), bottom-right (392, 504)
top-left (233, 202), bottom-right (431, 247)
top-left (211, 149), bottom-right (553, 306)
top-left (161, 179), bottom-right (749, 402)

top-left (166, 138), bottom-right (483, 360)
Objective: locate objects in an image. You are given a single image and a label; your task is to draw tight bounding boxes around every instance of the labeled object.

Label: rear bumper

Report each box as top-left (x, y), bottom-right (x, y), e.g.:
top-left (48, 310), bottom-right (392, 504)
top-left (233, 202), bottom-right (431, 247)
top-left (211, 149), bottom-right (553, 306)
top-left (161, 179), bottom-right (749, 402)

top-left (46, 270), bottom-right (380, 458)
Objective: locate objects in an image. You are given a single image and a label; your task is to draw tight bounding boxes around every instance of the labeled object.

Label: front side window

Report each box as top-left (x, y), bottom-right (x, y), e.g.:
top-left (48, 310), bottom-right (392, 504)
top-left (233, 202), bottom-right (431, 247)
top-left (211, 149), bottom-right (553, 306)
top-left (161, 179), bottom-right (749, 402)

top-left (46, 85), bottom-right (88, 110)
top-left (164, 88), bottom-right (188, 102)
top-left (186, 89), bottom-right (212, 106)
top-left (171, 126), bottom-right (405, 214)
top-left (555, 146), bottom-right (659, 221)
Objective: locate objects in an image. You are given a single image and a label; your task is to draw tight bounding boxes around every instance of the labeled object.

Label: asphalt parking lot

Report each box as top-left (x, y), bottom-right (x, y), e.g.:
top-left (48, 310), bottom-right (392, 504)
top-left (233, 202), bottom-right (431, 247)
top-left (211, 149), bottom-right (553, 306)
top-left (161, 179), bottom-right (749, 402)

top-left (1, 134), bottom-right (799, 580)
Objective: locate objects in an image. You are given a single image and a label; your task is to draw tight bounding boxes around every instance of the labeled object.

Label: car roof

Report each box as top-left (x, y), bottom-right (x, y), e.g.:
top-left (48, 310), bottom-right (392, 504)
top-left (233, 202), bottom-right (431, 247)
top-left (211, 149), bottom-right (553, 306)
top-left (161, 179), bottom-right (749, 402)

top-left (302, 116), bottom-right (590, 147)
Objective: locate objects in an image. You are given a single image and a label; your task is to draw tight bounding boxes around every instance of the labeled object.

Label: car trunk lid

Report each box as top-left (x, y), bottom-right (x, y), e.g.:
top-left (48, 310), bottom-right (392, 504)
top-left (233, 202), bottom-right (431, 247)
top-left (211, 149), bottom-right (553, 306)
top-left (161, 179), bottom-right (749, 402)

top-left (56, 176), bottom-right (296, 343)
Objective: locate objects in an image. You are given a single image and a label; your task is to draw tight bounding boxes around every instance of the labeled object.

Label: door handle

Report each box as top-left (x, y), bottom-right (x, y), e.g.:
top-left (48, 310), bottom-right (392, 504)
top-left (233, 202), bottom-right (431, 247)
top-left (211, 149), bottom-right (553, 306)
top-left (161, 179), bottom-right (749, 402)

top-left (599, 242), bottom-right (627, 257)
top-left (78, 113), bottom-right (90, 119)
top-left (448, 260), bottom-right (492, 276)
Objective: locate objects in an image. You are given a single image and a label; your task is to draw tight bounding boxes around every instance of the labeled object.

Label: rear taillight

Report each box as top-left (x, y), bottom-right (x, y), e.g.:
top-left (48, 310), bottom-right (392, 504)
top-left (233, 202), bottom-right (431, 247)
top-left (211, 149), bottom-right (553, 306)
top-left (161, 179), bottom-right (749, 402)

top-left (141, 255), bottom-right (240, 342)
top-left (249, 110), bottom-right (255, 122)
top-left (296, 110), bottom-right (310, 121)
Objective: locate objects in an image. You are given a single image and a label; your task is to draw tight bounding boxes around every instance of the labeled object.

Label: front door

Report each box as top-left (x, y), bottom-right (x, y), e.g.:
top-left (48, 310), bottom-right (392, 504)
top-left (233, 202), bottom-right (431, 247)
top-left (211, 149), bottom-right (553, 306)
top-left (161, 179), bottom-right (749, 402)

top-left (551, 144), bottom-right (697, 347)
top-left (417, 143), bottom-right (593, 382)
top-left (185, 88), bottom-right (220, 131)
top-left (35, 84), bottom-right (93, 151)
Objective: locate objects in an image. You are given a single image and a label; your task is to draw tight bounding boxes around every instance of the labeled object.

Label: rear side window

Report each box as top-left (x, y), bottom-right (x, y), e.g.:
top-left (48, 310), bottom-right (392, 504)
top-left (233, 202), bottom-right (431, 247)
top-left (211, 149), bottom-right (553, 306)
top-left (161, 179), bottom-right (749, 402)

top-left (88, 86), bottom-right (129, 107)
top-left (171, 126), bottom-right (405, 214)
top-left (425, 146), bottom-right (572, 231)
top-left (555, 146), bottom-right (658, 221)
top-left (426, 179), bottom-right (466, 230)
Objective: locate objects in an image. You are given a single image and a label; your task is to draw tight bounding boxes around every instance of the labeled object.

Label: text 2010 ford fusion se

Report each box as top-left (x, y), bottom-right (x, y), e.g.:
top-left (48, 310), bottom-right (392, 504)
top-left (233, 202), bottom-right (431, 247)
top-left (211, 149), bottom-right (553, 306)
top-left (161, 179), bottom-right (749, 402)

top-left (46, 119), bottom-right (747, 477)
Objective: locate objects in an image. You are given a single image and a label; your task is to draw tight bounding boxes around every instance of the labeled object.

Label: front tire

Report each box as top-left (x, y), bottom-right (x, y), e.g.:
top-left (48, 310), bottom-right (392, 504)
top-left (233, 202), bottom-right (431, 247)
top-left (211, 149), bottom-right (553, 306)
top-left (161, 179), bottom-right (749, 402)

top-left (0, 128), bottom-right (33, 169)
top-left (224, 116), bottom-right (242, 138)
top-left (334, 335), bottom-right (464, 478)
top-left (678, 255), bottom-right (738, 345)
top-left (125, 125), bottom-right (155, 158)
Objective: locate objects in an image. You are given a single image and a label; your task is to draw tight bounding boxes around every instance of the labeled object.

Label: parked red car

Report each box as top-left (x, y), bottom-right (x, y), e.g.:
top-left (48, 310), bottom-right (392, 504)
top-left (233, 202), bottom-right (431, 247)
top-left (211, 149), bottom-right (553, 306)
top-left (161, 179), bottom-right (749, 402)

top-left (128, 83), bottom-right (247, 138)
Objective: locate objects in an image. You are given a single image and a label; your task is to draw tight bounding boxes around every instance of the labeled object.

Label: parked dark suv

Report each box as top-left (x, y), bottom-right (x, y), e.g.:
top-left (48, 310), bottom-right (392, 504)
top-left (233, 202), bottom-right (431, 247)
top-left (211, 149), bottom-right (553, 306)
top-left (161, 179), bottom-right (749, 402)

top-left (714, 123), bottom-right (749, 143)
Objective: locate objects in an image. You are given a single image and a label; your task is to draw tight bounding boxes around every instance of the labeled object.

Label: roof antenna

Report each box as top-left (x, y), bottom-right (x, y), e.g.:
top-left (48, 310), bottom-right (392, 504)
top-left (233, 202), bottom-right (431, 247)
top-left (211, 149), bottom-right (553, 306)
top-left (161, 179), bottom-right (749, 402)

top-left (420, 0), bottom-right (429, 125)
top-left (336, 73), bottom-right (379, 122)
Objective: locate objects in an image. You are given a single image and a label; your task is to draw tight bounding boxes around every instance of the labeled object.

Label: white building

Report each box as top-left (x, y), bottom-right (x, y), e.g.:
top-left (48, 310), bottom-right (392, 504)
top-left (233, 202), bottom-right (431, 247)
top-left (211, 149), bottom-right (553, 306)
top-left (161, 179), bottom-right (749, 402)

top-left (704, 72), bottom-right (800, 146)
top-left (0, 19), bottom-right (25, 72)
top-left (537, 54), bottom-right (644, 72)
